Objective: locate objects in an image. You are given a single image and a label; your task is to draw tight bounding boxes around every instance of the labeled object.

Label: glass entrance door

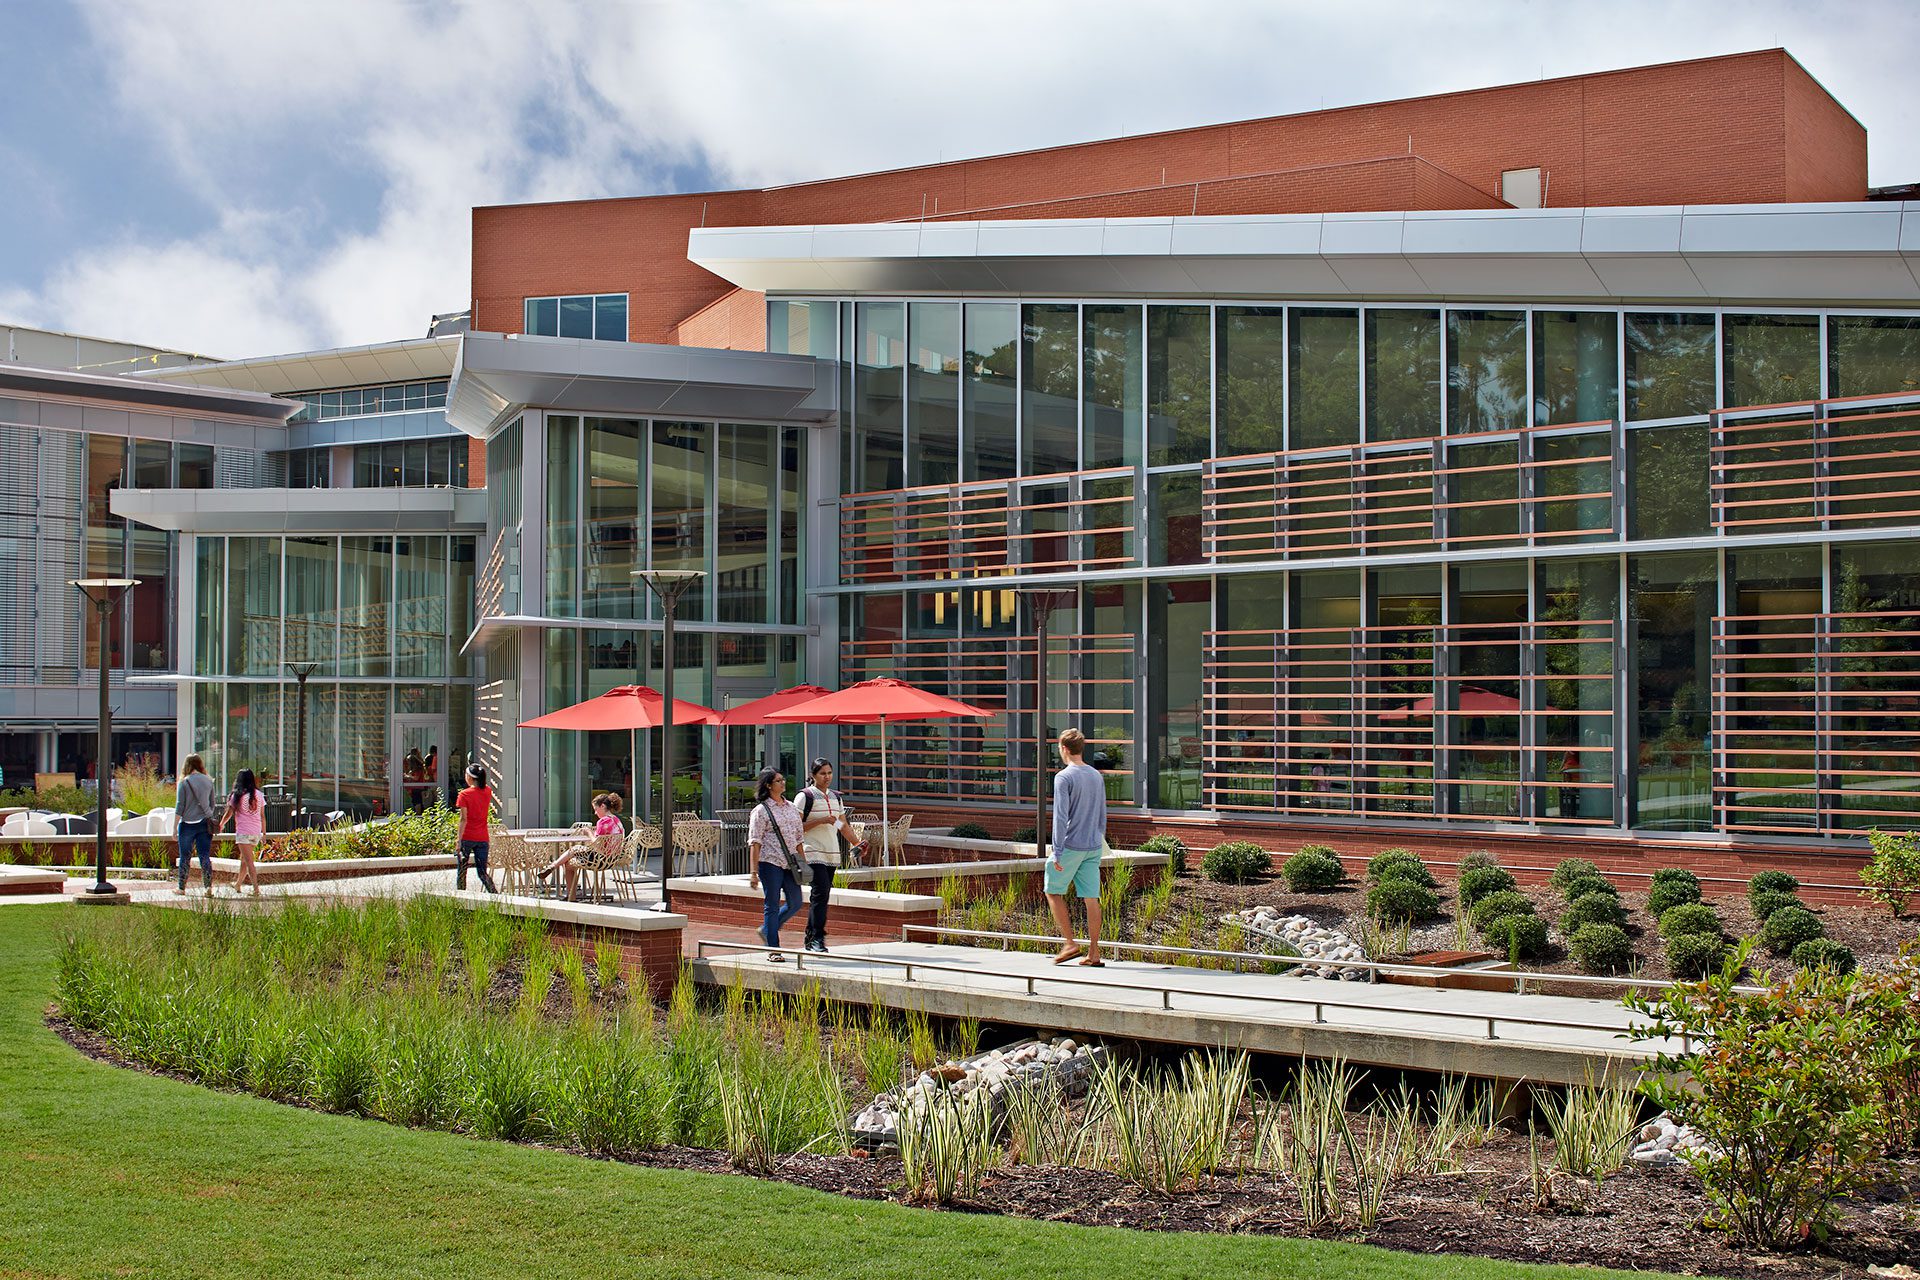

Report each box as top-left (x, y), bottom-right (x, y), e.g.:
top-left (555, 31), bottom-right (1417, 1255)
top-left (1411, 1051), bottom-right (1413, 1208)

top-left (392, 714), bottom-right (447, 813)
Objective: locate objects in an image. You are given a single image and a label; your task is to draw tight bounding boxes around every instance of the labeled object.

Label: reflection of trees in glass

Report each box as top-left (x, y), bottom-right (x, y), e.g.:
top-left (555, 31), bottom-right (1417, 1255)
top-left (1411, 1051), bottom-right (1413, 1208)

top-left (1722, 314), bottom-right (1819, 409)
top-left (1082, 305), bottom-right (1141, 468)
top-left (1629, 423), bottom-right (1710, 539)
top-left (1218, 308), bottom-right (1285, 456)
top-left (1625, 313), bottom-right (1715, 421)
top-left (1533, 311), bottom-right (1618, 426)
top-left (1828, 315), bottom-right (1920, 398)
top-left (1366, 310), bottom-right (1441, 442)
top-left (1148, 306), bottom-right (1210, 465)
top-left (963, 304), bottom-right (1018, 482)
top-left (1289, 309), bottom-right (1359, 450)
top-left (1020, 305), bottom-right (1078, 475)
top-left (1447, 311), bottom-right (1527, 433)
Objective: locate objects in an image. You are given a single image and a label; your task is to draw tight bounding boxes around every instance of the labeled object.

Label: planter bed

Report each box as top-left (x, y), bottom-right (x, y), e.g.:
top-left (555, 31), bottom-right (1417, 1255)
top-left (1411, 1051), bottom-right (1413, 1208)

top-left (424, 890), bottom-right (687, 1001)
top-left (666, 874), bottom-right (940, 940)
top-left (842, 848), bottom-right (1169, 903)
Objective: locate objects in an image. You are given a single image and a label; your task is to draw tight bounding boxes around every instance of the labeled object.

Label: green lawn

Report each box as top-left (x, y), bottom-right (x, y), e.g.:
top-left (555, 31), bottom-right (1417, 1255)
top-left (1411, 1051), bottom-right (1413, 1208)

top-left (0, 904), bottom-right (1669, 1280)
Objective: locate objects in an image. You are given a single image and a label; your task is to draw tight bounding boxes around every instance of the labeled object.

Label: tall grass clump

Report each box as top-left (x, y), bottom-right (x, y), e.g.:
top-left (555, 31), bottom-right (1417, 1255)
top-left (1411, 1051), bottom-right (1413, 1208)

top-left (1541, 1071), bottom-right (1640, 1182)
top-left (898, 1086), bottom-right (997, 1204)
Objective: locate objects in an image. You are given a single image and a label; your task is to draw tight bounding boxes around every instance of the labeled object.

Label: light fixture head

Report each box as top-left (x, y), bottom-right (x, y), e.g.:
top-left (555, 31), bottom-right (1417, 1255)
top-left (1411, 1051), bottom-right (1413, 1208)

top-left (70, 578), bottom-right (141, 590)
top-left (633, 568), bottom-right (706, 602)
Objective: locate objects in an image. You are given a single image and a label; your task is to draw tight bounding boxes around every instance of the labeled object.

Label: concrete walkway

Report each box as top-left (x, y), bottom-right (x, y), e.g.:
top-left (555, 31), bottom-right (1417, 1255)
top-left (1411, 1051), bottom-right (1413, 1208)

top-left (695, 938), bottom-right (1679, 1085)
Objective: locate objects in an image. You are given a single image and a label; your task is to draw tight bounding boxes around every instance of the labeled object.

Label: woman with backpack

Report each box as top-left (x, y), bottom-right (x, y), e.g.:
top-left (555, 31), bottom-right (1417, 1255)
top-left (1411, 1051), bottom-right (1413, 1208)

top-left (796, 758), bottom-right (863, 953)
top-left (746, 768), bottom-right (806, 961)
top-left (216, 767), bottom-right (265, 896)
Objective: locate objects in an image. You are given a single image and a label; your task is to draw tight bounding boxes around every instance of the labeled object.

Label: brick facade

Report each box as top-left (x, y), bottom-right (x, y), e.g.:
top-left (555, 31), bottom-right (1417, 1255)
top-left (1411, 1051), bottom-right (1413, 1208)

top-left (542, 918), bottom-right (685, 1002)
top-left (670, 885), bottom-right (939, 941)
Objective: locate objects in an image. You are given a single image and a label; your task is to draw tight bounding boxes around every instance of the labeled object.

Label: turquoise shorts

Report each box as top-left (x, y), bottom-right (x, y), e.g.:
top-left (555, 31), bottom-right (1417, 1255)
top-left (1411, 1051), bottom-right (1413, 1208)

top-left (1045, 846), bottom-right (1102, 899)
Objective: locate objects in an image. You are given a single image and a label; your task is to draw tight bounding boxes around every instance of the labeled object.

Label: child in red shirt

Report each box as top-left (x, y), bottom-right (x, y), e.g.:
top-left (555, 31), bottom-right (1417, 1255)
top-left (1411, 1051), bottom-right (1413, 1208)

top-left (454, 764), bottom-right (498, 893)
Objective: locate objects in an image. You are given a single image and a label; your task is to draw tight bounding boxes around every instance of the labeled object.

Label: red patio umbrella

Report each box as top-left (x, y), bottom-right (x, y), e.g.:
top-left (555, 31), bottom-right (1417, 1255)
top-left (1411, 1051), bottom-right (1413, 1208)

top-left (1379, 686), bottom-right (1523, 721)
top-left (764, 678), bottom-right (995, 859)
top-left (520, 686), bottom-right (720, 814)
top-left (715, 684), bottom-right (833, 788)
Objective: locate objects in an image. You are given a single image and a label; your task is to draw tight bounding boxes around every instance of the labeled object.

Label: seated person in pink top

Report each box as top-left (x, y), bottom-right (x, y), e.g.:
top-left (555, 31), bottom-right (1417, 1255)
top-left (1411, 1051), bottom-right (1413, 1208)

top-left (216, 768), bottom-right (266, 897)
top-left (537, 791), bottom-right (624, 901)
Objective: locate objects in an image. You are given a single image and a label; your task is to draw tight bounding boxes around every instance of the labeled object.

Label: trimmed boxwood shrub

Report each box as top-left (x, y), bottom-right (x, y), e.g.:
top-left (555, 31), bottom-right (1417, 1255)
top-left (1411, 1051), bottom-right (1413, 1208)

top-left (1468, 890), bottom-right (1536, 930)
top-left (1569, 923), bottom-right (1633, 974)
top-left (1483, 912), bottom-right (1550, 960)
top-left (1457, 864), bottom-right (1517, 908)
top-left (1789, 938), bottom-right (1856, 975)
top-left (1747, 870), bottom-right (1799, 904)
top-left (1010, 825), bottom-right (1037, 845)
top-left (1748, 888), bottom-right (1803, 923)
top-left (1559, 874), bottom-right (1619, 904)
top-left (1760, 904), bottom-right (1825, 955)
top-left (1667, 930), bottom-right (1729, 980)
top-left (1367, 849), bottom-right (1436, 888)
top-left (1137, 833), bottom-right (1188, 873)
top-left (1458, 850), bottom-right (1502, 874)
top-left (1201, 841), bottom-right (1273, 885)
top-left (1549, 857), bottom-right (1601, 893)
top-left (1658, 902), bottom-right (1723, 940)
top-left (1561, 891), bottom-right (1628, 933)
top-left (1280, 847), bottom-right (1343, 892)
top-left (946, 822), bottom-right (993, 841)
top-left (1647, 871), bottom-right (1702, 916)
top-left (1366, 876), bottom-right (1441, 923)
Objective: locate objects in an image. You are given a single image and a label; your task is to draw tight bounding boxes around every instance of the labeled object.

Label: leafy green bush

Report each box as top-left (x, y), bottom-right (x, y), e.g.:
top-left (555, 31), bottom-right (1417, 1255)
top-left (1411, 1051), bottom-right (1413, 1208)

top-left (1458, 850), bottom-right (1502, 874)
top-left (1009, 825), bottom-right (1037, 845)
top-left (1558, 874), bottom-right (1618, 903)
top-left (1561, 891), bottom-right (1628, 933)
top-left (1468, 890), bottom-right (1536, 930)
top-left (1790, 938), bottom-right (1856, 975)
top-left (1647, 871), bottom-right (1703, 916)
top-left (1549, 857), bottom-right (1601, 893)
top-left (1279, 847), bottom-right (1343, 892)
top-left (1629, 941), bottom-right (1892, 1248)
top-left (1659, 903), bottom-right (1723, 940)
top-left (1366, 849), bottom-right (1436, 888)
top-left (1862, 829), bottom-right (1920, 916)
top-left (946, 823), bottom-right (992, 841)
top-left (1456, 864), bottom-right (1517, 908)
top-left (1666, 930), bottom-right (1729, 980)
top-left (261, 805), bottom-right (460, 863)
top-left (1482, 912), bottom-right (1549, 960)
top-left (1747, 888), bottom-right (1802, 923)
top-left (1760, 905), bottom-right (1825, 956)
top-left (1569, 923), bottom-right (1634, 974)
top-left (1137, 833), bottom-right (1188, 875)
top-left (1746, 870), bottom-right (1799, 905)
top-left (1200, 841), bottom-right (1272, 885)
top-left (1365, 876), bottom-right (1440, 923)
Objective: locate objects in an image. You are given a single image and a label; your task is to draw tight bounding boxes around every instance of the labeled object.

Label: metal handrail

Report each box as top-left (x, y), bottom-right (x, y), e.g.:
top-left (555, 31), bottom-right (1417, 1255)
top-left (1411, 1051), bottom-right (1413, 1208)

top-left (693, 938), bottom-right (1667, 1048)
top-left (901, 923), bottom-right (1767, 997)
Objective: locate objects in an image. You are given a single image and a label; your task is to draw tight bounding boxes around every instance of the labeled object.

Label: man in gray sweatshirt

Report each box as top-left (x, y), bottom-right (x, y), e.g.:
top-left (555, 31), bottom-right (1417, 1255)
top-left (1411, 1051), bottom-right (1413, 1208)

top-left (1045, 727), bottom-right (1107, 966)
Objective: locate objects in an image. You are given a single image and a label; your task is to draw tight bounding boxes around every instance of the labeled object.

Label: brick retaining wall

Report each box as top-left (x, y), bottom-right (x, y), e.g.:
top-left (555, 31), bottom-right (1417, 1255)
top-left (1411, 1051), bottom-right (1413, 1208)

top-left (670, 885), bottom-right (938, 941)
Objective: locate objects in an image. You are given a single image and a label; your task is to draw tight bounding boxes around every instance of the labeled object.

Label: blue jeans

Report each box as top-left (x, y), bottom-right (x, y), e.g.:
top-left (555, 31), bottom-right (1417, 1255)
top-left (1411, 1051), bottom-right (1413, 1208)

top-left (759, 863), bottom-right (804, 948)
top-left (177, 820), bottom-right (212, 889)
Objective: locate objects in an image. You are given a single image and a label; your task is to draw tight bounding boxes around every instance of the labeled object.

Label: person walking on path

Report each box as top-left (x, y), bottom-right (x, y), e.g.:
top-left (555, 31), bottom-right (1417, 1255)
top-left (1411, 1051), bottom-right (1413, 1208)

top-left (797, 758), bottom-right (864, 953)
top-left (215, 768), bottom-right (265, 896)
top-left (454, 764), bottom-right (499, 894)
top-left (1045, 727), bottom-right (1107, 967)
top-left (174, 755), bottom-right (217, 895)
top-left (748, 768), bottom-right (806, 961)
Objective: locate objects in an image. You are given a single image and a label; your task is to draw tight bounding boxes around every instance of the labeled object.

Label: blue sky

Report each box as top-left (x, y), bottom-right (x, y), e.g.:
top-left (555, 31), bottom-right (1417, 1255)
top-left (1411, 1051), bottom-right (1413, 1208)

top-left (2, 0), bottom-right (1916, 359)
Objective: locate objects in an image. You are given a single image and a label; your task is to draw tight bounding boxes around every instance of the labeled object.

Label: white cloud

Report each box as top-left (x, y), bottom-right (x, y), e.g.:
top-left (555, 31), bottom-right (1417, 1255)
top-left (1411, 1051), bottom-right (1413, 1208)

top-left (5, 0), bottom-right (1915, 357)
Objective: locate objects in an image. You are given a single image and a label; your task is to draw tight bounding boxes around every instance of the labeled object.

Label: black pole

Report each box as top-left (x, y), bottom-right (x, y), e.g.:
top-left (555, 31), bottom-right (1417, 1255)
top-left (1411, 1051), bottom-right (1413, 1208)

top-left (289, 664), bottom-right (316, 830)
top-left (91, 595), bottom-right (111, 895)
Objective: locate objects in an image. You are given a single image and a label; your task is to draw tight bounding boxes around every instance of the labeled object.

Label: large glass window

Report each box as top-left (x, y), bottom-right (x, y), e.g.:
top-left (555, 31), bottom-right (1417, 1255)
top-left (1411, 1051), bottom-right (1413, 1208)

top-left (449, 536), bottom-right (477, 677)
top-left (1366, 309), bottom-right (1441, 442)
top-left (1216, 306), bottom-right (1285, 456)
top-left (1828, 315), bottom-right (1920, 398)
top-left (1629, 422), bottom-right (1710, 539)
top-left (650, 422), bottom-right (708, 622)
top-left (1368, 565), bottom-right (1440, 815)
top-left (226, 537), bottom-right (280, 677)
top-left (1537, 557), bottom-right (1616, 824)
top-left (1446, 310), bottom-right (1527, 434)
top-left (1625, 312), bottom-right (1716, 421)
top-left (767, 300), bottom-right (837, 358)
top-left (778, 427), bottom-right (801, 626)
top-left (1021, 304), bottom-right (1078, 475)
top-left (1832, 541), bottom-right (1920, 829)
top-left (1147, 305), bottom-right (1210, 465)
top-left (583, 417), bottom-right (642, 619)
top-left (193, 538), bottom-right (224, 676)
top-left (716, 424), bottom-right (773, 624)
top-left (963, 304), bottom-right (1017, 482)
top-left (856, 302), bottom-right (905, 491)
top-left (544, 415), bottom-right (579, 614)
top-left (284, 536), bottom-right (336, 667)
top-left (1083, 305), bottom-right (1142, 468)
top-left (524, 294), bottom-right (626, 342)
top-left (1449, 439), bottom-right (1519, 545)
top-left (177, 443), bottom-right (215, 489)
top-left (1533, 311), bottom-right (1619, 426)
top-left (83, 435), bottom-right (125, 668)
top-left (1630, 551), bottom-right (1714, 831)
top-left (1724, 547), bottom-right (1822, 832)
top-left (1148, 473), bottom-right (1202, 566)
top-left (340, 536), bottom-right (394, 677)
top-left (907, 302), bottom-right (960, 486)
top-left (1288, 308), bottom-right (1360, 450)
top-left (1148, 580), bottom-right (1210, 808)
top-left (1292, 568), bottom-right (1362, 811)
top-left (1723, 313), bottom-right (1820, 408)
top-left (1450, 561), bottom-right (1526, 819)
top-left (394, 535), bottom-right (447, 678)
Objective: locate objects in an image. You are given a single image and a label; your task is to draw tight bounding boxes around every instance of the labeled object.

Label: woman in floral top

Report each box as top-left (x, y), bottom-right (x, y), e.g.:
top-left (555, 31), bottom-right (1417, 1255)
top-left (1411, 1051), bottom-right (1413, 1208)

top-left (747, 769), bottom-right (805, 960)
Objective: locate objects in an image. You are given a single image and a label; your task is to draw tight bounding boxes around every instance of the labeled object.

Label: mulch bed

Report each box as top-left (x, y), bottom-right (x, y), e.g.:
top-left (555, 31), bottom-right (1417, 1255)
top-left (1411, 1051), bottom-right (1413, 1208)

top-left (50, 1013), bottom-right (1920, 1279)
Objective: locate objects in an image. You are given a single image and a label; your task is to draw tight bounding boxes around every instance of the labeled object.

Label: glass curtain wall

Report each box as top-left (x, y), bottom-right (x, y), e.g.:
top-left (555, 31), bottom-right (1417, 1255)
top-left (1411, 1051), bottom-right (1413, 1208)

top-left (907, 302), bottom-right (960, 486)
top-left (1021, 304), bottom-right (1078, 474)
top-left (963, 305), bottom-right (1018, 481)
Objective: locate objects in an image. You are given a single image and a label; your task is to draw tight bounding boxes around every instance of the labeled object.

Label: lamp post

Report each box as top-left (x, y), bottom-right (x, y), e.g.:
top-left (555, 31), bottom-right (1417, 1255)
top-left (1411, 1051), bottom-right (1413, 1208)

top-left (634, 568), bottom-right (704, 912)
top-left (1021, 590), bottom-right (1067, 864)
top-left (286, 663), bottom-right (319, 830)
top-left (71, 578), bottom-right (139, 904)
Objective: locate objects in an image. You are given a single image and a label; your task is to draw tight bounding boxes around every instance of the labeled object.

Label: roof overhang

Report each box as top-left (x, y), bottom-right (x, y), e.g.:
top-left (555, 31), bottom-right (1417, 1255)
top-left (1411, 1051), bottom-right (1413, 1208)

top-left (688, 202), bottom-right (1920, 305)
top-left (0, 361), bottom-right (296, 422)
top-left (445, 331), bottom-right (838, 439)
top-left (111, 486), bottom-right (486, 534)
top-left (137, 335), bottom-right (459, 396)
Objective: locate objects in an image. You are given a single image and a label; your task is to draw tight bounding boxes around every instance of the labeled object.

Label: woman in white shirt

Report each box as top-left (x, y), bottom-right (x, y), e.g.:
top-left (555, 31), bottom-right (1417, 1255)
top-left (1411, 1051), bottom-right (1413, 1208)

top-left (796, 758), bottom-right (863, 953)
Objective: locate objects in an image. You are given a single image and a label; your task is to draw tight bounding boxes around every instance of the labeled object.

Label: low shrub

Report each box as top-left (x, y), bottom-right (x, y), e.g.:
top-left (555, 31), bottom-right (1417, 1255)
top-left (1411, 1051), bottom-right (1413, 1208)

top-left (946, 822), bottom-right (992, 841)
top-left (1569, 923), bottom-right (1634, 974)
top-left (1008, 825), bottom-right (1037, 845)
top-left (1760, 905), bottom-right (1825, 956)
top-left (1747, 888), bottom-right (1802, 923)
top-left (1790, 938), bottom-right (1856, 975)
top-left (1746, 870), bottom-right (1799, 905)
top-left (1365, 876), bottom-right (1441, 923)
top-left (1201, 841), bottom-right (1272, 885)
top-left (1367, 849), bottom-right (1436, 889)
top-left (1647, 872), bottom-right (1703, 916)
top-left (1456, 864), bottom-right (1517, 908)
top-left (1137, 833), bottom-right (1186, 859)
top-left (1458, 850), bottom-right (1502, 874)
top-left (1482, 912), bottom-right (1549, 960)
top-left (1659, 903), bottom-right (1723, 940)
top-left (1280, 847), bottom-right (1343, 892)
top-left (1559, 874), bottom-right (1619, 904)
top-left (1667, 931), bottom-right (1729, 980)
top-left (1561, 891), bottom-right (1628, 933)
top-left (1550, 857), bottom-right (1601, 893)
top-left (1468, 890), bottom-right (1536, 930)
top-left (1862, 829), bottom-right (1920, 916)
